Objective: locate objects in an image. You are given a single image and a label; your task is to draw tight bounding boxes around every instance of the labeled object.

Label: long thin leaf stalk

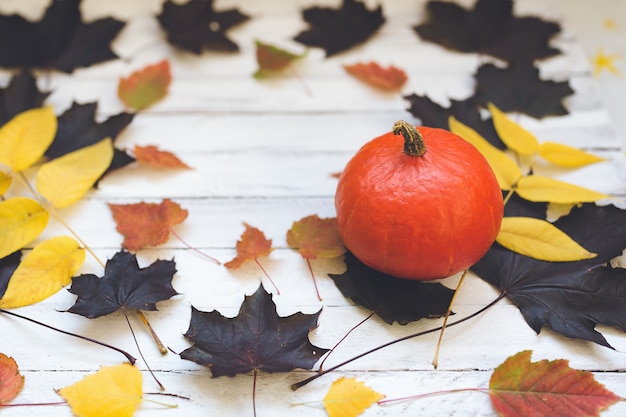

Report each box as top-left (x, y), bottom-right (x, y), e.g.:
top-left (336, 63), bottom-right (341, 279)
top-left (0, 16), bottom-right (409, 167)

top-left (291, 292), bottom-right (507, 390)
top-left (432, 268), bottom-right (468, 369)
top-left (318, 310), bottom-right (375, 372)
top-left (378, 387), bottom-right (488, 405)
top-left (122, 307), bottom-right (164, 390)
top-left (0, 308), bottom-right (136, 364)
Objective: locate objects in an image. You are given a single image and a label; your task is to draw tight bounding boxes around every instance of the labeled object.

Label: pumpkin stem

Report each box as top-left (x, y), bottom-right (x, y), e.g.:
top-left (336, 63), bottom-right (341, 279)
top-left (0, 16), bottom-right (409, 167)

top-left (392, 120), bottom-right (426, 157)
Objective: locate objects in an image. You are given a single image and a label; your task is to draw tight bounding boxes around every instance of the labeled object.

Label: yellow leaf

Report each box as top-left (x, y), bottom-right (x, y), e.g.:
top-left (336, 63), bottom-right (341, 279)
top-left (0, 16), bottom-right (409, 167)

top-left (57, 363), bottom-right (142, 417)
top-left (496, 217), bottom-right (596, 261)
top-left (0, 170), bottom-right (12, 195)
top-left (448, 116), bottom-right (522, 190)
top-left (0, 107), bottom-right (57, 172)
top-left (0, 236), bottom-right (85, 308)
top-left (0, 197), bottom-right (49, 259)
top-left (323, 377), bottom-right (385, 417)
top-left (488, 103), bottom-right (539, 156)
top-left (36, 138), bottom-right (113, 209)
top-left (538, 142), bottom-right (606, 167)
top-left (516, 175), bottom-right (611, 204)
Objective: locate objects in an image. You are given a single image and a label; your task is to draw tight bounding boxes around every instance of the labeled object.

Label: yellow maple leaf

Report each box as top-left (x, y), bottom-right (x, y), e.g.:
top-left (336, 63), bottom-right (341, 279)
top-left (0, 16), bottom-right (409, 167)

top-left (57, 363), bottom-right (142, 417)
top-left (0, 107), bottom-right (57, 173)
top-left (0, 236), bottom-right (85, 308)
top-left (591, 47), bottom-right (621, 77)
top-left (323, 377), bottom-right (384, 417)
top-left (36, 138), bottom-right (113, 209)
top-left (496, 217), bottom-right (597, 262)
top-left (0, 197), bottom-right (49, 259)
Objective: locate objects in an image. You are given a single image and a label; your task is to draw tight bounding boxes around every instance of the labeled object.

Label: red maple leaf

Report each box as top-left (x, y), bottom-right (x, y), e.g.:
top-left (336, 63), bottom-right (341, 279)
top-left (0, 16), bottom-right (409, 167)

top-left (133, 145), bottom-right (191, 169)
top-left (0, 353), bottom-right (24, 404)
top-left (344, 61), bottom-right (408, 91)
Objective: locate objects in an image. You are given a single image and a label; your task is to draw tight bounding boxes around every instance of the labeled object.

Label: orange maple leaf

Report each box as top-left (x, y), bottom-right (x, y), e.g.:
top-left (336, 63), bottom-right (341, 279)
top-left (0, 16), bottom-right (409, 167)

top-left (225, 223), bottom-right (272, 270)
top-left (118, 60), bottom-right (171, 110)
top-left (133, 145), bottom-right (191, 169)
top-left (0, 353), bottom-right (24, 404)
top-left (108, 199), bottom-right (188, 250)
top-left (343, 61), bottom-right (408, 91)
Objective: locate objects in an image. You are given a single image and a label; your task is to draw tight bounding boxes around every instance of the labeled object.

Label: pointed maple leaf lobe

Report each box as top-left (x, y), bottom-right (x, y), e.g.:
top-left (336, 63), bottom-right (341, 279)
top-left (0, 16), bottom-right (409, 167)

top-left (294, 0), bottom-right (385, 57)
top-left (180, 285), bottom-right (328, 377)
top-left (0, 251), bottom-right (22, 300)
top-left (0, 70), bottom-right (50, 127)
top-left (157, 0), bottom-right (250, 54)
top-left (0, 0), bottom-right (124, 72)
top-left (67, 251), bottom-right (178, 318)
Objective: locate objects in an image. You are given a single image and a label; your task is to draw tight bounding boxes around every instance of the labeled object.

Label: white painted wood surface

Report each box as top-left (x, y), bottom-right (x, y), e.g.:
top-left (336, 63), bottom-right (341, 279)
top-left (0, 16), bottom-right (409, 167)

top-left (1, 0), bottom-right (626, 416)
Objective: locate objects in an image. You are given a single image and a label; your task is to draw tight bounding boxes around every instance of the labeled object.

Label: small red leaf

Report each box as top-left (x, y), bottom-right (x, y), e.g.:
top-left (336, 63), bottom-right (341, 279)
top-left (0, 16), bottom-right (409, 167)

top-left (344, 61), bottom-right (408, 91)
top-left (133, 145), bottom-right (191, 169)
top-left (489, 350), bottom-right (621, 417)
top-left (0, 353), bottom-right (24, 404)
top-left (108, 199), bottom-right (188, 251)
top-left (118, 60), bottom-right (171, 110)
top-left (225, 223), bottom-right (272, 270)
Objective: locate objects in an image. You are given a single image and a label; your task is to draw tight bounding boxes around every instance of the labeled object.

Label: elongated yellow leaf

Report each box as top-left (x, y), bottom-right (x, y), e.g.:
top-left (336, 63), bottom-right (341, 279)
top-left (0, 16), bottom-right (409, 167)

top-left (488, 103), bottom-right (539, 156)
top-left (36, 138), bottom-right (113, 208)
top-left (448, 116), bottom-right (522, 190)
top-left (539, 142), bottom-right (606, 167)
top-left (0, 197), bottom-right (49, 259)
top-left (58, 363), bottom-right (142, 417)
top-left (0, 107), bottom-right (57, 172)
top-left (0, 236), bottom-right (85, 308)
top-left (497, 217), bottom-right (596, 261)
top-left (323, 377), bottom-right (385, 417)
top-left (516, 175), bottom-right (611, 204)
top-left (0, 170), bottom-right (12, 195)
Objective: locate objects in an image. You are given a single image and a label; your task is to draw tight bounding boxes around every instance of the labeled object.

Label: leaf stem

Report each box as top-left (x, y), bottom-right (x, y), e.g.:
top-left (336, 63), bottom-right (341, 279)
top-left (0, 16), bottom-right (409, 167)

top-left (432, 268), bottom-right (468, 369)
top-left (168, 227), bottom-right (221, 265)
top-left (0, 308), bottom-right (136, 364)
top-left (291, 291), bottom-right (507, 390)
top-left (378, 387), bottom-right (488, 405)
top-left (136, 310), bottom-right (168, 355)
top-left (122, 307), bottom-right (164, 390)
top-left (255, 258), bottom-right (280, 295)
top-left (306, 259), bottom-right (322, 301)
top-left (252, 368), bottom-right (258, 417)
top-left (318, 311), bottom-right (375, 372)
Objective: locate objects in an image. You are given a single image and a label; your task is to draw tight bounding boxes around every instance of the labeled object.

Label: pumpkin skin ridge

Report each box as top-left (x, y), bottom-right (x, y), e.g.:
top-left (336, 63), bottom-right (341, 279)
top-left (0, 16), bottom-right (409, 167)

top-left (335, 125), bottom-right (503, 280)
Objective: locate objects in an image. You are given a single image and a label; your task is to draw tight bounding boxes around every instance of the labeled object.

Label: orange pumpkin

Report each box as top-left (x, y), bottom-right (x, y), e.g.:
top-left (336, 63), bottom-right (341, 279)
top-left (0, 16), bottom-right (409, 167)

top-left (335, 121), bottom-right (503, 280)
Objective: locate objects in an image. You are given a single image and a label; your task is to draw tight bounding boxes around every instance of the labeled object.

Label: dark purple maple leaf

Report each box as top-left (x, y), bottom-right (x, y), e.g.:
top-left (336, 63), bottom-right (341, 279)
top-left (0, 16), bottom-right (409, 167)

top-left (414, 0), bottom-right (561, 62)
top-left (294, 0), bottom-right (385, 57)
top-left (180, 285), bottom-right (328, 377)
top-left (157, 0), bottom-right (250, 54)
top-left (472, 203), bottom-right (626, 348)
top-left (404, 93), bottom-right (504, 149)
top-left (474, 61), bottom-right (574, 119)
top-left (0, 0), bottom-right (124, 73)
top-left (0, 70), bottom-right (50, 127)
top-left (330, 252), bottom-right (454, 325)
top-left (0, 251), bottom-right (21, 300)
top-left (66, 251), bottom-right (178, 319)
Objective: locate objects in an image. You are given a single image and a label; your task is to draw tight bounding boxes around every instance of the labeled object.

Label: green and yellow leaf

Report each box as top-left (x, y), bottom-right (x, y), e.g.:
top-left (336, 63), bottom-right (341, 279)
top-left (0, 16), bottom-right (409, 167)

top-left (0, 197), bottom-right (49, 259)
top-left (448, 116), bottom-right (522, 190)
top-left (496, 217), bottom-right (596, 261)
top-left (488, 103), bottom-right (539, 156)
top-left (323, 377), bottom-right (385, 417)
top-left (538, 142), bottom-right (606, 167)
top-left (515, 175), bottom-right (611, 204)
top-left (36, 138), bottom-right (113, 209)
top-left (0, 107), bottom-right (57, 172)
top-left (0, 236), bottom-right (85, 308)
top-left (57, 363), bottom-right (142, 417)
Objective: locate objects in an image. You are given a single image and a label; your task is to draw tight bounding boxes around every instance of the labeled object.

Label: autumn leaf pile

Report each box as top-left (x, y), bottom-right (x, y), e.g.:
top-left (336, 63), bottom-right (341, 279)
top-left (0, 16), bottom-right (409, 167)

top-left (1, 0), bottom-right (625, 416)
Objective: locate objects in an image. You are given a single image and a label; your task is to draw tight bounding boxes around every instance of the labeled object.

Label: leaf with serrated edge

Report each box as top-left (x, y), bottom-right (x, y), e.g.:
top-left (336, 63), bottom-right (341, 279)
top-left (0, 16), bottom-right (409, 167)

top-left (449, 116), bottom-right (521, 190)
top-left (496, 217), bottom-right (596, 262)
top-left (516, 175), bottom-right (610, 204)
top-left (0, 236), bottom-right (85, 308)
top-left (490, 350), bottom-right (620, 417)
top-left (344, 61), bottom-right (408, 91)
top-left (539, 142), bottom-right (605, 168)
top-left (0, 353), bottom-right (24, 404)
top-left (287, 215), bottom-right (345, 260)
top-left (323, 377), bottom-right (385, 417)
top-left (0, 107), bottom-right (56, 172)
top-left (58, 363), bottom-right (142, 417)
top-left (489, 103), bottom-right (539, 156)
top-left (225, 223), bottom-right (272, 269)
top-left (0, 197), bottom-right (49, 259)
top-left (36, 138), bottom-right (113, 208)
